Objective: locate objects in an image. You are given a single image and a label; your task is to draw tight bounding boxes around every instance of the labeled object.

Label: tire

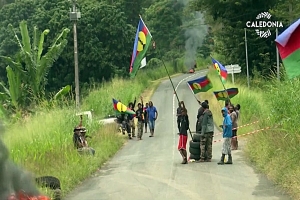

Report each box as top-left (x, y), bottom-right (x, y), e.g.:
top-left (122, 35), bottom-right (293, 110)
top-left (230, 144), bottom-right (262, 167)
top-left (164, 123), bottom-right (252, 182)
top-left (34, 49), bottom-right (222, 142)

top-left (189, 146), bottom-right (200, 155)
top-left (189, 153), bottom-right (200, 160)
top-left (192, 133), bottom-right (201, 142)
top-left (35, 176), bottom-right (61, 190)
top-left (189, 140), bottom-right (200, 149)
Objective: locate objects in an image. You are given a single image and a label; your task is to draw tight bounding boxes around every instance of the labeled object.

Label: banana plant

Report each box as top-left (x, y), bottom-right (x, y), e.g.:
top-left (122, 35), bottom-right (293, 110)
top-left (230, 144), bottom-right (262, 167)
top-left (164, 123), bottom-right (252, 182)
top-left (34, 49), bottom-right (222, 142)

top-left (53, 85), bottom-right (71, 100)
top-left (0, 66), bottom-right (22, 109)
top-left (0, 21), bottom-right (70, 111)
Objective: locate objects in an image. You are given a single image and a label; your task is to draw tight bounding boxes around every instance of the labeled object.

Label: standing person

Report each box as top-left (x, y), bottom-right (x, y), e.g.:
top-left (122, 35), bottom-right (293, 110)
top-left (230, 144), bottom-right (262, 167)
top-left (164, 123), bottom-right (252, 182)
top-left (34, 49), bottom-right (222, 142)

top-left (144, 102), bottom-right (149, 133)
top-left (177, 101), bottom-right (189, 164)
top-left (146, 101), bottom-right (158, 137)
top-left (128, 97), bottom-right (137, 137)
top-left (136, 97), bottom-right (144, 140)
top-left (176, 102), bottom-right (183, 133)
top-left (230, 104), bottom-right (238, 150)
top-left (199, 102), bottom-right (214, 162)
top-left (196, 104), bottom-right (204, 133)
top-left (218, 107), bottom-right (233, 165)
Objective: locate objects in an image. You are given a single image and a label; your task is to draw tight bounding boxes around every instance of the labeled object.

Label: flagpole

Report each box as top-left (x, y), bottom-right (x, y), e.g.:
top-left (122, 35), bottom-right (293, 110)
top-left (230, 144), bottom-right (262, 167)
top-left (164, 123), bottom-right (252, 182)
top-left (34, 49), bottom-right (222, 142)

top-left (217, 72), bottom-right (231, 103)
top-left (140, 15), bottom-right (193, 139)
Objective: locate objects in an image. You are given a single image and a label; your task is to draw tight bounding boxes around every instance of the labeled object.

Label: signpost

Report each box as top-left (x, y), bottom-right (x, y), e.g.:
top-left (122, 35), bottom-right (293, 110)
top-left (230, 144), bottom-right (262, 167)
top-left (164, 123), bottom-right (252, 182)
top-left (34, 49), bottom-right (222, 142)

top-left (225, 64), bottom-right (241, 84)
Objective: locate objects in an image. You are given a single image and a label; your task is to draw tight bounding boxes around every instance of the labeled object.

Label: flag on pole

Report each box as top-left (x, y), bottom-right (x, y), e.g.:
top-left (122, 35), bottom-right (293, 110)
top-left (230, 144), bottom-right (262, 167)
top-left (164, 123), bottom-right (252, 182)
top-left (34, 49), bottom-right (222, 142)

top-left (211, 57), bottom-right (228, 82)
top-left (187, 76), bottom-right (213, 94)
top-left (275, 18), bottom-right (300, 79)
top-left (129, 17), bottom-right (152, 78)
top-left (140, 57), bottom-right (146, 68)
top-left (112, 99), bottom-right (135, 115)
top-left (213, 88), bottom-right (239, 101)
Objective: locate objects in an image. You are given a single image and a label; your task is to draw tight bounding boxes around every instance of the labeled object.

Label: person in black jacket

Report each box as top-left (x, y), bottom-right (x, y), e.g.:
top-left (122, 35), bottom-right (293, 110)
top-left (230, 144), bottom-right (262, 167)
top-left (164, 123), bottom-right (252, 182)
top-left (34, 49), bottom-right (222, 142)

top-left (177, 101), bottom-right (189, 164)
top-left (144, 102), bottom-right (149, 133)
top-left (176, 102), bottom-right (183, 133)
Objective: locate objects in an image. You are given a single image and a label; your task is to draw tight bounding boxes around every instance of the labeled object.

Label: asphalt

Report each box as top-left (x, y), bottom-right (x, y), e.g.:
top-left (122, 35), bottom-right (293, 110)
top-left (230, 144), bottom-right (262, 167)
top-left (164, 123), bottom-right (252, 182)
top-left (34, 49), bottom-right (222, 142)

top-left (66, 71), bottom-right (291, 200)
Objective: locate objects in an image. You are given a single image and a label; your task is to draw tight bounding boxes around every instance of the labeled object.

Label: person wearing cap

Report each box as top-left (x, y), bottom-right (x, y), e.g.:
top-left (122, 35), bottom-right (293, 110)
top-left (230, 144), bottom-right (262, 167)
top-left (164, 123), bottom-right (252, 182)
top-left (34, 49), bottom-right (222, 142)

top-left (218, 107), bottom-right (233, 165)
top-left (73, 126), bottom-right (84, 149)
top-left (198, 101), bottom-right (214, 162)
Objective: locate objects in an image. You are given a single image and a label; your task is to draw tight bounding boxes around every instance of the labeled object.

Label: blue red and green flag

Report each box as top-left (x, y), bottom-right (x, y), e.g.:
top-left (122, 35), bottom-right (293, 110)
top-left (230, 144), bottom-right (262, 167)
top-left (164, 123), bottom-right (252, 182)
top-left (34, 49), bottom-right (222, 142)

top-left (129, 17), bottom-right (152, 78)
top-left (211, 57), bottom-right (228, 82)
top-left (187, 76), bottom-right (213, 94)
top-left (213, 88), bottom-right (239, 101)
top-left (275, 18), bottom-right (300, 79)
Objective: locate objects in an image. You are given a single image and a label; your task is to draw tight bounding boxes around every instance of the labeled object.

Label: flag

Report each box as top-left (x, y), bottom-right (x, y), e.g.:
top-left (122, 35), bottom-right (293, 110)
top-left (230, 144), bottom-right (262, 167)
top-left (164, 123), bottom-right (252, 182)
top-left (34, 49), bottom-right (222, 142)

top-left (112, 99), bottom-right (135, 115)
top-left (275, 19), bottom-right (300, 79)
top-left (211, 57), bottom-right (228, 82)
top-left (140, 57), bottom-right (146, 68)
top-left (213, 88), bottom-right (239, 101)
top-left (187, 76), bottom-right (213, 94)
top-left (130, 17), bottom-right (152, 78)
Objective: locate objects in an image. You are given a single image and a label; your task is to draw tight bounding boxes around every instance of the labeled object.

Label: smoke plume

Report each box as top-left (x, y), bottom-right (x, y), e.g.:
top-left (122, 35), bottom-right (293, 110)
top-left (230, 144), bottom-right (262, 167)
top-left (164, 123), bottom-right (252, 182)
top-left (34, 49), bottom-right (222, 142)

top-left (0, 122), bottom-right (41, 199)
top-left (180, 0), bottom-right (208, 69)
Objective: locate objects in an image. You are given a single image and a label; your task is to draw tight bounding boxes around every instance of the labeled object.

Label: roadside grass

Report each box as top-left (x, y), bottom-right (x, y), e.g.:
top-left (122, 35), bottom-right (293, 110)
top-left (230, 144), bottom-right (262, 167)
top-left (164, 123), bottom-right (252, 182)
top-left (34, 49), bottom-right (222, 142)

top-left (2, 59), bottom-right (193, 199)
top-left (200, 67), bottom-right (300, 199)
top-left (245, 78), bottom-right (300, 199)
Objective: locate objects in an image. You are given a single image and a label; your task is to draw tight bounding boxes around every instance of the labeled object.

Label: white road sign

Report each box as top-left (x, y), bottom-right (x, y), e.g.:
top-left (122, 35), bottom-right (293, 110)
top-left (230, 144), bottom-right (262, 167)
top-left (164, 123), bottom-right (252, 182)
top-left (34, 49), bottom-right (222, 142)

top-left (225, 64), bottom-right (242, 84)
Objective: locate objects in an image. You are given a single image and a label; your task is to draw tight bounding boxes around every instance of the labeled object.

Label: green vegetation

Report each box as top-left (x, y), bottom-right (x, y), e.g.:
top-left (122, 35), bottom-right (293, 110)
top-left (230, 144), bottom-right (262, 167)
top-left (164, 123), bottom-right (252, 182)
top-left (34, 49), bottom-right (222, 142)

top-left (3, 62), bottom-right (187, 198)
top-left (1, 0), bottom-right (300, 199)
top-left (191, 0), bottom-right (299, 79)
top-left (200, 70), bottom-right (300, 199)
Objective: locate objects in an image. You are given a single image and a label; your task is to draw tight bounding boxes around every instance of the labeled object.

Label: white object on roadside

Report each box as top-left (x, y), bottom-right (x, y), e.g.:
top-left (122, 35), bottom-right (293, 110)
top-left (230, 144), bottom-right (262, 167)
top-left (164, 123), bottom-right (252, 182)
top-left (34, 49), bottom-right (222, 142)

top-left (76, 111), bottom-right (93, 124)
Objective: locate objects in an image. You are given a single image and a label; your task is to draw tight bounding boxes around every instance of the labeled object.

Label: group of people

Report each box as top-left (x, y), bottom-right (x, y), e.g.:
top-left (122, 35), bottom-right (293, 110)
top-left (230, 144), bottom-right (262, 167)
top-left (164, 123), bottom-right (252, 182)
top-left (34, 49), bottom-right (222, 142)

top-left (73, 115), bottom-right (95, 156)
top-left (116, 96), bottom-right (158, 140)
top-left (176, 98), bottom-right (241, 165)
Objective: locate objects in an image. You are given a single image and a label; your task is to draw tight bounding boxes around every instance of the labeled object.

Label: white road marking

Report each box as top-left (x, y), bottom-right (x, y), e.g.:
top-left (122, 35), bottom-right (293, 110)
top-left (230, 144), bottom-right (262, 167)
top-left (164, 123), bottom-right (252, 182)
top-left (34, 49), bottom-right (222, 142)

top-left (165, 72), bottom-right (200, 198)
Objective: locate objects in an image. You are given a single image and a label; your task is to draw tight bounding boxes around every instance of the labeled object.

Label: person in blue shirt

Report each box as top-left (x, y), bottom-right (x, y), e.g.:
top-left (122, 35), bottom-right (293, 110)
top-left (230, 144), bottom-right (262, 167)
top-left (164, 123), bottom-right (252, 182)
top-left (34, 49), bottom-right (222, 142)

top-left (218, 107), bottom-right (233, 165)
top-left (146, 101), bottom-right (158, 137)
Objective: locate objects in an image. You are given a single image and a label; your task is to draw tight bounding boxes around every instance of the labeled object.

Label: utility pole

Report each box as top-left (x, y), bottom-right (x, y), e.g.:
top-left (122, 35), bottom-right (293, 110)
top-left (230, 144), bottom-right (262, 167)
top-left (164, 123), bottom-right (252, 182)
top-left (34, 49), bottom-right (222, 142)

top-left (69, 0), bottom-right (81, 111)
top-left (244, 28), bottom-right (250, 88)
top-left (276, 28), bottom-right (280, 80)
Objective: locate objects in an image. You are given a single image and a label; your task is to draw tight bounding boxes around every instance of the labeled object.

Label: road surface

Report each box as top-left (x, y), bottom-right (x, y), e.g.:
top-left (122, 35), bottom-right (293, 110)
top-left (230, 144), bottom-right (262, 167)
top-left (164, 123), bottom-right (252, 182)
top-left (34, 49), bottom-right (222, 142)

top-left (66, 72), bottom-right (291, 200)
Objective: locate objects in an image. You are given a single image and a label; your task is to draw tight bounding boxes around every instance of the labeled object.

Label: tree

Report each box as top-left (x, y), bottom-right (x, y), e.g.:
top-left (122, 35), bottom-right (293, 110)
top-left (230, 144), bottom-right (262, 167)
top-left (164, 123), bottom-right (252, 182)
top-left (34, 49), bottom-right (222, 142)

top-left (0, 21), bottom-right (70, 110)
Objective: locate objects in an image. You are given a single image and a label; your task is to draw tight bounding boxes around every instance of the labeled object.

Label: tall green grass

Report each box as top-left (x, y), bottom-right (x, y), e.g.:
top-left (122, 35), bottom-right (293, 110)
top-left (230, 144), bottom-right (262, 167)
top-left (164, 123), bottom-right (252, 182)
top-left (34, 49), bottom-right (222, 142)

top-left (200, 67), bottom-right (300, 199)
top-left (2, 61), bottom-right (188, 198)
top-left (246, 78), bottom-right (300, 199)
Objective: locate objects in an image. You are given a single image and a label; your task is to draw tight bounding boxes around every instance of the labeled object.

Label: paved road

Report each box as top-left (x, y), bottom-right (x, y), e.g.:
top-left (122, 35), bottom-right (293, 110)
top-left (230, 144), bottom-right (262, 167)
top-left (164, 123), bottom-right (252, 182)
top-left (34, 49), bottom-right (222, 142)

top-left (66, 72), bottom-right (291, 200)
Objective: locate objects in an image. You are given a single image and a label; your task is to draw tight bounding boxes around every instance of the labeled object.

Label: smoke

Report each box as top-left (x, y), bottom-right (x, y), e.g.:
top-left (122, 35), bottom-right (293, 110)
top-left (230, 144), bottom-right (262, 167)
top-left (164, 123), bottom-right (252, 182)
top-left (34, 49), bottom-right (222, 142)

top-left (179, 0), bottom-right (208, 69)
top-left (0, 122), bottom-right (41, 199)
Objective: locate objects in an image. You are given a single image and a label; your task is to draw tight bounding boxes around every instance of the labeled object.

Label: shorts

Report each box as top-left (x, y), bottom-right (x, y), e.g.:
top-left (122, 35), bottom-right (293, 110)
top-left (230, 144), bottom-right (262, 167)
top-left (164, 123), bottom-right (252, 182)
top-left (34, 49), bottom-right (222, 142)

top-left (178, 135), bottom-right (188, 150)
top-left (149, 120), bottom-right (155, 129)
top-left (222, 138), bottom-right (232, 155)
